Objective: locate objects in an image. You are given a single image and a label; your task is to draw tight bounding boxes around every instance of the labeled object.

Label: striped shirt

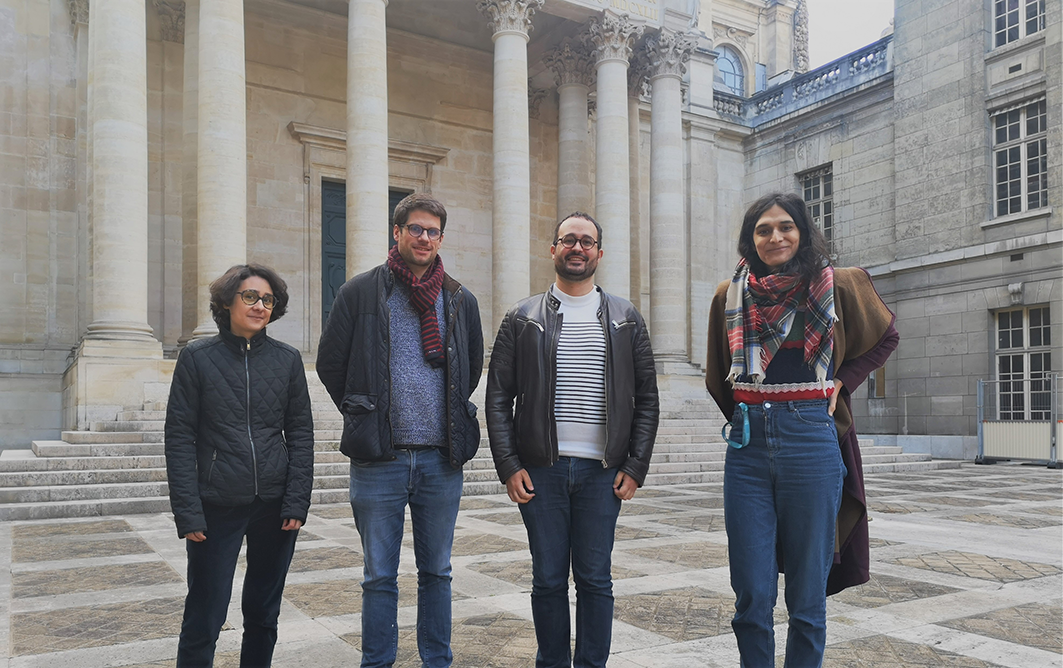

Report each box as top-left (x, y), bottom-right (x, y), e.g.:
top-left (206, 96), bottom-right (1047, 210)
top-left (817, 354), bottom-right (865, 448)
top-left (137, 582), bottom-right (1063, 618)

top-left (552, 285), bottom-right (607, 460)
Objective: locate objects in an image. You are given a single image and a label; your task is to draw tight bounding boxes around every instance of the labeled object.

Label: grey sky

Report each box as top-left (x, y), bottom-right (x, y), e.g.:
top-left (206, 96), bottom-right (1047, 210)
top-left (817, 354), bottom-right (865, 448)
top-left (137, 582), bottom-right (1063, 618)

top-left (807, 0), bottom-right (895, 69)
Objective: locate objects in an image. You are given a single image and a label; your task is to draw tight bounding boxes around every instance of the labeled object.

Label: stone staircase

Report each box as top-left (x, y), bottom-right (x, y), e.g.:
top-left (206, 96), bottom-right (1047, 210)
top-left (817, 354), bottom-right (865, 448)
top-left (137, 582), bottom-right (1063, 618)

top-left (0, 371), bottom-right (960, 520)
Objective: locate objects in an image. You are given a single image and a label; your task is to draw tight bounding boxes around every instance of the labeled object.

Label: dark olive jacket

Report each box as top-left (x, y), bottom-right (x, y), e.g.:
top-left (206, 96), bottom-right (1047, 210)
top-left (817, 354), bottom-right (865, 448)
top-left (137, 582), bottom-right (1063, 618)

top-left (486, 287), bottom-right (660, 486)
top-left (316, 263), bottom-right (484, 468)
top-left (165, 326), bottom-right (315, 538)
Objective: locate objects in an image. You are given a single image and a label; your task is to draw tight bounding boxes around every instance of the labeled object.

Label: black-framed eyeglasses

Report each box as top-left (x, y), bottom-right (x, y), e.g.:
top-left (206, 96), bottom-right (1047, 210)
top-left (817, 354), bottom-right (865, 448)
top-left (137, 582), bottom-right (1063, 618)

top-left (237, 289), bottom-right (276, 309)
top-left (401, 224), bottom-right (442, 241)
top-left (556, 235), bottom-right (599, 250)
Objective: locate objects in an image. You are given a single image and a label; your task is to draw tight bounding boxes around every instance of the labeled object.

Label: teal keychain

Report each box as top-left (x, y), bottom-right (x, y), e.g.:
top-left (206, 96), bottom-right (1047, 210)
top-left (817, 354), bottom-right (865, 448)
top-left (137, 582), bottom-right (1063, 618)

top-left (721, 402), bottom-right (750, 449)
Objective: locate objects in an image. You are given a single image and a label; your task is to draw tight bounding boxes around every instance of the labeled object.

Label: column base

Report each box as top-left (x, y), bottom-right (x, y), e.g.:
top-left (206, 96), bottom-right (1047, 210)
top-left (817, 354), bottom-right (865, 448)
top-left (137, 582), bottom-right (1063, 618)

top-left (62, 338), bottom-right (175, 431)
top-left (85, 320), bottom-right (156, 341)
top-left (654, 354), bottom-right (702, 376)
top-left (190, 321), bottom-right (220, 340)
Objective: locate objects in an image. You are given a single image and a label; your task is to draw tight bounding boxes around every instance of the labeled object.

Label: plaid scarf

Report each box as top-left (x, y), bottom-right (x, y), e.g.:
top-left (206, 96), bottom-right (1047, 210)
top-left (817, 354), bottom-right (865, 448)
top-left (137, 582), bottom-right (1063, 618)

top-left (725, 258), bottom-right (836, 387)
top-left (387, 246), bottom-right (445, 368)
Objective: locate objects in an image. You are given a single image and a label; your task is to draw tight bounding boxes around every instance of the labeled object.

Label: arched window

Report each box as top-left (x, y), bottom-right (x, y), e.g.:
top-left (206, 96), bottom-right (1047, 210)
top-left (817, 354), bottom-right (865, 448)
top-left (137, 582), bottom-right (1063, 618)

top-left (716, 46), bottom-right (745, 96)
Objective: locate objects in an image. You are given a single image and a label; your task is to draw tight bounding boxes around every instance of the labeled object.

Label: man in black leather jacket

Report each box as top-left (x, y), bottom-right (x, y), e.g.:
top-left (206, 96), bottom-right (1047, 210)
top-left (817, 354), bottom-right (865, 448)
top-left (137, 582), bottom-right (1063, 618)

top-left (486, 212), bottom-right (659, 668)
top-left (316, 194), bottom-right (483, 668)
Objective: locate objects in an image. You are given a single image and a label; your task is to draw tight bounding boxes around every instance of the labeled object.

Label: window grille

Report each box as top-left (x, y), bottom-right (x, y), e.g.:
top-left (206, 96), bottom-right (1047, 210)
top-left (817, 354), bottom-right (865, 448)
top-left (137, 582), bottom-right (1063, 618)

top-left (800, 167), bottom-right (834, 255)
top-left (992, 99), bottom-right (1047, 217)
top-left (995, 306), bottom-right (1052, 420)
top-left (994, 0), bottom-right (1045, 47)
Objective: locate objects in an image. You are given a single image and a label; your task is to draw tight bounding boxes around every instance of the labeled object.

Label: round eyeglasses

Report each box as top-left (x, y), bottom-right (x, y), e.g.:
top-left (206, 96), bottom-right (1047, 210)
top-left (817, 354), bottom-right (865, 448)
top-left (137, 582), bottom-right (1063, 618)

top-left (402, 224), bottom-right (442, 241)
top-left (556, 235), bottom-right (599, 250)
top-left (237, 289), bottom-right (276, 309)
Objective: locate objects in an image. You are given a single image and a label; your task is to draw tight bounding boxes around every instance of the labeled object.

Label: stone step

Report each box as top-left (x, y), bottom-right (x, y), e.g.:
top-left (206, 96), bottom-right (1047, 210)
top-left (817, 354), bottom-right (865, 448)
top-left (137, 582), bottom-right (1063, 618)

top-left (61, 431), bottom-right (159, 444)
top-left (92, 420), bottom-right (165, 432)
top-left (0, 451), bottom-right (167, 471)
top-left (0, 481), bottom-right (171, 504)
top-left (117, 410), bottom-right (167, 421)
top-left (0, 496), bottom-right (173, 522)
top-left (0, 468), bottom-right (169, 487)
top-left (643, 471), bottom-right (725, 486)
top-left (35, 441), bottom-right (165, 458)
top-left (862, 459), bottom-right (963, 474)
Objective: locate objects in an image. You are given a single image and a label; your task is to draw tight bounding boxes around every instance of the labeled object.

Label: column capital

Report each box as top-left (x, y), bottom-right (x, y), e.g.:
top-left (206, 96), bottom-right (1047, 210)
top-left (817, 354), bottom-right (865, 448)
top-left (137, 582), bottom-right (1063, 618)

top-left (645, 28), bottom-right (696, 81)
top-left (584, 10), bottom-right (644, 66)
top-left (153, 0), bottom-right (185, 43)
top-left (544, 40), bottom-right (595, 88)
top-left (67, 0), bottom-right (88, 25)
top-left (627, 52), bottom-right (650, 97)
top-left (477, 0), bottom-right (544, 39)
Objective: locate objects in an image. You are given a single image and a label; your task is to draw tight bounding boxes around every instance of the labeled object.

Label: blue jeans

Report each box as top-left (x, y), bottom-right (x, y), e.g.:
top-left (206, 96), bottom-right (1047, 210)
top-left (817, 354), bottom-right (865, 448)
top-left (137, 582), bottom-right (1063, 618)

top-left (177, 497), bottom-right (298, 668)
top-left (519, 457), bottom-right (622, 668)
top-left (349, 448), bottom-right (463, 668)
top-left (724, 399), bottom-right (845, 668)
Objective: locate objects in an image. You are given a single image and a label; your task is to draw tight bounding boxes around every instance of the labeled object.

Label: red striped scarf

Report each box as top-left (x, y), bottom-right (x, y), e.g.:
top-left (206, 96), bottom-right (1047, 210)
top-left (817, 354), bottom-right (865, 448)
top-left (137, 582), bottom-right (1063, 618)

top-left (387, 246), bottom-right (445, 368)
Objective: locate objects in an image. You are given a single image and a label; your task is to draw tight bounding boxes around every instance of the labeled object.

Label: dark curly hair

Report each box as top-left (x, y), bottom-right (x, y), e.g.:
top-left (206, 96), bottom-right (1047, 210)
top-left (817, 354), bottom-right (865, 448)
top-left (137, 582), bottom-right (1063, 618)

top-left (393, 193), bottom-right (448, 232)
top-left (737, 192), bottom-right (831, 283)
top-left (209, 263), bottom-right (289, 331)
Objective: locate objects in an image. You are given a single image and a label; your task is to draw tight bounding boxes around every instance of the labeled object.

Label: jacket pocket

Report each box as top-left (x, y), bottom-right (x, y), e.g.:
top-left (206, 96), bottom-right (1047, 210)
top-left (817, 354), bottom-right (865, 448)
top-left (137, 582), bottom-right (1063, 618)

top-left (342, 393), bottom-right (377, 415)
top-left (207, 450), bottom-right (218, 484)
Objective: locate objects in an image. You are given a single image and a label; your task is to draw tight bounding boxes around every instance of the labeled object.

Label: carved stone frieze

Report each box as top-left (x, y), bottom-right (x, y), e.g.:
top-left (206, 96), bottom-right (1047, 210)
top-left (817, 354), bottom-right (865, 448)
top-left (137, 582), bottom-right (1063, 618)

top-left (154, 0), bottom-right (185, 43)
top-left (645, 28), bottom-right (696, 80)
top-left (68, 0), bottom-right (88, 25)
top-left (793, 0), bottom-right (809, 73)
top-left (584, 11), bottom-right (644, 65)
top-left (477, 0), bottom-right (544, 37)
top-left (544, 40), bottom-right (595, 88)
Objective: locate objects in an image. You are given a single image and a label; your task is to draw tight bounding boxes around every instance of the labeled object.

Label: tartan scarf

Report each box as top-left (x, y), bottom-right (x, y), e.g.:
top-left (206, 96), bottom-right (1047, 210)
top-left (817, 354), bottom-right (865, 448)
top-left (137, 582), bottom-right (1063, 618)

top-left (725, 258), bottom-right (836, 387)
top-left (387, 246), bottom-right (446, 368)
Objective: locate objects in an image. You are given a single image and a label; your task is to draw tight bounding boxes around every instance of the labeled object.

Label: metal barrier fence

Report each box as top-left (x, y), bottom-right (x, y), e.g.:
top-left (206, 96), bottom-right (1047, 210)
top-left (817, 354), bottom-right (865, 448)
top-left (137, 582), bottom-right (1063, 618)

top-left (977, 373), bottom-right (1060, 467)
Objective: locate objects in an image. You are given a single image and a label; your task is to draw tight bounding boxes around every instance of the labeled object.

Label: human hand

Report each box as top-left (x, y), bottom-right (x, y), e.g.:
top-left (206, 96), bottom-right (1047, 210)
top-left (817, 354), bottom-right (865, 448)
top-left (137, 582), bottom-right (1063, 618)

top-left (281, 519), bottom-right (303, 531)
top-left (827, 379), bottom-right (844, 416)
top-left (614, 472), bottom-right (638, 501)
top-left (505, 469), bottom-right (535, 504)
top-left (185, 531), bottom-right (206, 542)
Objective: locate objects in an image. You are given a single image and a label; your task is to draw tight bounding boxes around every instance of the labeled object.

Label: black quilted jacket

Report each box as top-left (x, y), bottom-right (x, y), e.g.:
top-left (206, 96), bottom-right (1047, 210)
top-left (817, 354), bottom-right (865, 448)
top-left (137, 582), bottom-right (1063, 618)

top-left (164, 326), bottom-right (315, 538)
top-left (316, 264), bottom-right (484, 467)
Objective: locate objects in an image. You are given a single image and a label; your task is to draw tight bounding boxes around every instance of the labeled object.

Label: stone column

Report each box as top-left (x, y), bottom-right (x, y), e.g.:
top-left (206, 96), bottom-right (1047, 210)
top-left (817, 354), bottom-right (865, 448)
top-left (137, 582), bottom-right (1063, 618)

top-left (85, 0), bottom-right (153, 340)
top-left (478, 0), bottom-right (543, 327)
top-left (544, 40), bottom-right (594, 217)
top-left (180, 0), bottom-right (199, 343)
top-left (193, 0), bottom-right (247, 339)
top-left (346, 0), bottom-right (389, 277)
top-left (647, 29), bottom-right (695, 366)
top-left (628, 58), bottom-right (647, 310)
top-left (586, 11), bottom-right (643, 299)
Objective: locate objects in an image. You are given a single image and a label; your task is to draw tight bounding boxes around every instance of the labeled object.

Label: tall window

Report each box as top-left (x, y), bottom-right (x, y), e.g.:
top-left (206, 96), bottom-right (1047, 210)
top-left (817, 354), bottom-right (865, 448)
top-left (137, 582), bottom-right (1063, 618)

top-left (800, 167), bottom-right (834, 254)
top-left (867, 366), bottom-right (887, 399)
top-left (994, 0), bottom-right (1045, 47)
top-left (993, 99), bottom-right (1047, 217)
top-left (996, 306), bottom-right (1052, 420)
top-left (716, 46), bottom-right (745, 96)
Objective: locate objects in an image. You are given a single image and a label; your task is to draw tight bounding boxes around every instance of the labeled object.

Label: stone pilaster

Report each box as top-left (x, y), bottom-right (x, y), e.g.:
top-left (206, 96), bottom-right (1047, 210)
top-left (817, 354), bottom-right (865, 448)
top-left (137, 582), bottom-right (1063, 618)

top-left (346, 0), bottom-right (390, 278)
top-left (647, 29), bottom-right (695, 367)
top-left (585, 10), bottom-right (643, 298)
top-left (544, 39), bottom-right (593, 217)
top-left (478, 0), bottom-right (543, 327)
top-left (179, 0), bottom-right (198, 344)
top-left (192, 0), bottom-right (247, 339)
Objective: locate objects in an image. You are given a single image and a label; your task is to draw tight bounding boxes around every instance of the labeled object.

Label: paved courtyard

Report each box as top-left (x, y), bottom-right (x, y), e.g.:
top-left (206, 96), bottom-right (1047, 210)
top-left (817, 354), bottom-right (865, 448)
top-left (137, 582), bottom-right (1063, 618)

top-left (0, 463), bottom-right (1058, 667)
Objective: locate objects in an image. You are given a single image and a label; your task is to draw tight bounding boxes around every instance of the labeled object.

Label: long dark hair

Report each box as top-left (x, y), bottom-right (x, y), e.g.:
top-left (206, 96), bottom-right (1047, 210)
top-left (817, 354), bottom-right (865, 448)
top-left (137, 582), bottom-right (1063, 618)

top-left (209, 263), bottom-right (290, 330)
top-left (737, 192), bottom-right (831, 283)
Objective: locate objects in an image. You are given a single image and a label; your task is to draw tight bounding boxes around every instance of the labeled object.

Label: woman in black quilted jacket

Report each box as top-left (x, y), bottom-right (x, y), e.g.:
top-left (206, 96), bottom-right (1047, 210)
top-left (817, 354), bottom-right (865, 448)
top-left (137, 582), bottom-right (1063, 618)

top-left (164, 263), bottom-right (315, 667)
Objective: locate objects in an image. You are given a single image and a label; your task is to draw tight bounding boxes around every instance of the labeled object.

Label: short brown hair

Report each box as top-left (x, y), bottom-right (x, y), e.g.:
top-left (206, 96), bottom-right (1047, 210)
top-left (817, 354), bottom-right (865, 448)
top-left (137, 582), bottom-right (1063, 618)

top-left (393, 193), bottom-right (447, 232)
top-left (209, 263), bottom-right (289, 330)
top-left (554, 211), bottom-right (603, 249)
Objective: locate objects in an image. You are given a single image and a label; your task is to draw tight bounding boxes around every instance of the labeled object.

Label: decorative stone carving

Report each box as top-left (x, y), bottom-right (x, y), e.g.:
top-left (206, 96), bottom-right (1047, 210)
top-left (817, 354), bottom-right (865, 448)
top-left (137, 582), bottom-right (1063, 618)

top-left (712, 24), bottom-right (749, 48)
top-left (627, 52), bottom-right (649, 97)
top-left (154, 0), bottom-right (185, 43)
top-left (587, 97), bottom-right (596, 118)
top-left (544, 40), bottom-right (595, 88)
top-left (477, 0), bottom-right (544, 36)
top-left (793, 0), bottom-right (809, 73)
top-left (585, 10), bottom-right (644, 64)
top-left (528, 85), bottom-right (548, 119)
top-left (645, 28), bottom-right (696, 80)
top-left (68, 0), bottom-right (89, 25)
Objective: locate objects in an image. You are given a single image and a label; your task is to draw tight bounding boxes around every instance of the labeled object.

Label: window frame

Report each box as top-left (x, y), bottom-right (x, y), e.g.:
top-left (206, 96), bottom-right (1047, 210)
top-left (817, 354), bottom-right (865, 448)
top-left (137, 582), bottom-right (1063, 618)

top-left (799, 166), bottom-right (835, 256)
top-left (993, 0), bottom-right (1045, 48)
top-left (994, 305), bottom-right (1053, 421)
top-left (716, 46), bottom-right (745, 97)
top-left (991, 98), bottom-right (1047, 218)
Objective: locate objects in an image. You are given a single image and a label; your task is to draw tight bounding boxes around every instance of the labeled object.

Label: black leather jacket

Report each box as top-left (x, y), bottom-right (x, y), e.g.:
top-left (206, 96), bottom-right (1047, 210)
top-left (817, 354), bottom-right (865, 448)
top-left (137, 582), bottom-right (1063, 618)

top-left (486, 287), bottom-right (659, 486)
top-left (316, 264), bottom-right (484, 467)
top-left (165, 326), bottom-right (315, 538)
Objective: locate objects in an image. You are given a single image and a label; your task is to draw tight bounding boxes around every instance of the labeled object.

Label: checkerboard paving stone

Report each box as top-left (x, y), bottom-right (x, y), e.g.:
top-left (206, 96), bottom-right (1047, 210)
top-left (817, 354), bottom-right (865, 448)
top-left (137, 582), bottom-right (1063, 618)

top-left (830, 572), bottom-right (960, 608)
top-left (284, 572), bottom-right (465, 618)
top-left (618, 502), bottom-right (671, 516)
top-left (868, 537), bottom-right (902, 548)
top-left (891, 550), bottom-right (1062, 583)
top-left (450, 533), bottom-right (526, 556)
top-left (946, 512), bottom-right (1061, 529)
top-left (466, 558), bottom-right (643, 589)
top-left (938, 602), bottom-right (1063, 654)
top-left (13, 561), bottom-right (183, 598)
top-left (1024, 505), bottom-right (1063, 516)
top-left (866, 500), bottom-right (941, 515)
top-left (664, 496), bottom-right (726, 509)
top-left (11, 596), bottom-right (185, 655)
top-left (309, 504), bottom-right (353, 519)
top-left (631, 488), bottom-right (689, 498)
top-left (12, 534), bottom-right (155, 562)
top-left (813, 634), bottom-right (1005, 667)
top-left (13, 519), bottom-right (133, 538)
top-left (615, 586), bottom-right (787, 642)
top-left (652, 513), bottom-right (728, 533)
top-left (288, 545), bottom-right (360, 572)
top-left (121, 649), bottom-right (241, 668)
top-left (471, 511), bottom-right (525, 526)
top-left (907, 496), bottom-right (996, 508)
top-left (296, 529), bottom-right (324, 541)
top-left (614, 525), bottom-right (662, 540)
top-left (627, 541), bottom-right (729, 569)
top-left (459, 497), bottom-right (510, 510)
top-left (982, 489), bottom-right (1061, 500)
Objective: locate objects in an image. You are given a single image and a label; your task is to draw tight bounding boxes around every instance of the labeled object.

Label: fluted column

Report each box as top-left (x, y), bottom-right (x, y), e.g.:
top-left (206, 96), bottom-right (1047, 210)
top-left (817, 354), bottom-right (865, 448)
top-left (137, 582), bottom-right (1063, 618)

top-left (86, 0), bottom-right (153, 340)
top-left (346, 0), bottom-right (389, 277)
top-left (544, 40), bottom-right (594, 217)
top-left (193, 0), bottom-right (246, 338)
top-left (586, 11), bottom-right (643, 298)
top-left (478, 0), bottom-right (543, 327)
top-left (647, 29), bottom-right (695, 363)
top-left (180, 0), bottom-right (199, 343)
top-left (628, 59), bottom-right (647, 309)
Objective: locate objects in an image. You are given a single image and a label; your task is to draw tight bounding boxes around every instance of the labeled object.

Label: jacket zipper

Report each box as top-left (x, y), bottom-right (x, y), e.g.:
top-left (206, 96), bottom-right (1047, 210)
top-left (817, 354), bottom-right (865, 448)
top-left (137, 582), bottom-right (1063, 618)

top-left (444, 288), bottom-right (462, 465)
top-left (208, 449), bottom-right (217, 483)
top-left (244, 341), bottom-right (259, 496)
top-left (547, 307), bottom-right (562, 465)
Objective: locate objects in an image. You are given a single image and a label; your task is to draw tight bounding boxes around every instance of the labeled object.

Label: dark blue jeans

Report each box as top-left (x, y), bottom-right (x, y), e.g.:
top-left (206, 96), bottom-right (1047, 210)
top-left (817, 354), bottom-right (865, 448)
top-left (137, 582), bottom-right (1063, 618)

top-left (724, 399), bottom-right (846, 668)
top-left (519, 457), bottom-right (622, 668)
top-left (349, 447), bottom-right (463, 668)
top-left (177, 496), bottom-right (299, 668)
